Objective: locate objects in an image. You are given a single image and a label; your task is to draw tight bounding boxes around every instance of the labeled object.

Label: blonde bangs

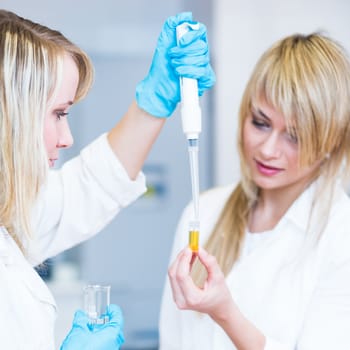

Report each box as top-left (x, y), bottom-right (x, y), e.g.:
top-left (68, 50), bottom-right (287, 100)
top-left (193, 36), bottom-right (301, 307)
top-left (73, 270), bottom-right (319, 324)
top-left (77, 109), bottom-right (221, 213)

top-left (72, 51), bottom-right (94, 102)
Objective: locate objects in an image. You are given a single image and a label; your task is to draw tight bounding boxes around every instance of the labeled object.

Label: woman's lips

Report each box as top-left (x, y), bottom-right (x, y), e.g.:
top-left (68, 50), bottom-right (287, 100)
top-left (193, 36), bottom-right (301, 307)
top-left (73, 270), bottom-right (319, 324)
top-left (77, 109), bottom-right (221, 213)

top-left (255, 160), bottom-right (283, 176)
top-left (49, 159), bottom-right (57, 167)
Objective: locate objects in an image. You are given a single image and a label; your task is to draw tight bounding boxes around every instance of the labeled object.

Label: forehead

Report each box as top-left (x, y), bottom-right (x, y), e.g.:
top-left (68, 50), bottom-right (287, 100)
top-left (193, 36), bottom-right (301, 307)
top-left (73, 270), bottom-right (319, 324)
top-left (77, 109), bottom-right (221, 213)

top-left (51, 55), bottom-right (79, 107)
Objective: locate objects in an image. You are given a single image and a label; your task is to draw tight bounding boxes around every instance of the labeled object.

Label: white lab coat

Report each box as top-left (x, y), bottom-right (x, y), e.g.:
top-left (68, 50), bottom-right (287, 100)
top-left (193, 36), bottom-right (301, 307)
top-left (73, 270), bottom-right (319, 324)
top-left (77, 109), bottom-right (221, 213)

top-left (159, 181), bottom-right (350, 349)
top-left (0, 134), bottom-right (146, 350)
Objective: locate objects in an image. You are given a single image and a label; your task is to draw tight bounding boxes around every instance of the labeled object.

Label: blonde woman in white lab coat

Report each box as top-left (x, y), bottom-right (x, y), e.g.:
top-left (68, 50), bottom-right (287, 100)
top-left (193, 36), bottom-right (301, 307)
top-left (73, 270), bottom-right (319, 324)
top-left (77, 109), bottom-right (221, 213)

top-left (160, 32), bottom-right (350, 350)
top-left (0, 9), bottom-right (215, 350)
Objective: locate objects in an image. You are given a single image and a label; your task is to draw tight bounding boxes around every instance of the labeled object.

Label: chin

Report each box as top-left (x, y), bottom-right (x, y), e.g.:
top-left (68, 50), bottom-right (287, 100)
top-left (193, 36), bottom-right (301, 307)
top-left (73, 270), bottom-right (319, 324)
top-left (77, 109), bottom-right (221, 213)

top-left (252, 176), bottom-right (283, 190)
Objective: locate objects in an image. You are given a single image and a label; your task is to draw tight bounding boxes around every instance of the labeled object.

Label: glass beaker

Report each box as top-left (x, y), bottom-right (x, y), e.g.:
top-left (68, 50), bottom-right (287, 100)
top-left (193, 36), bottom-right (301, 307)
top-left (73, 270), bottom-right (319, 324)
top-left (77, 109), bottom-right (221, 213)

top-left (83, 284), bottom-right (111, 325)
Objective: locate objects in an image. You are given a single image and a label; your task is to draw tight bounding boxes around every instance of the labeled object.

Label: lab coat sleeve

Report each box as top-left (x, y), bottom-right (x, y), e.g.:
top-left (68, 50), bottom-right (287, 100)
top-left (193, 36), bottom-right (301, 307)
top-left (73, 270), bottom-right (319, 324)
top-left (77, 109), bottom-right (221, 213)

top-left (296, 225), bottom-right (350, 350)
top-left (29, 133), bottom-right (147, 264)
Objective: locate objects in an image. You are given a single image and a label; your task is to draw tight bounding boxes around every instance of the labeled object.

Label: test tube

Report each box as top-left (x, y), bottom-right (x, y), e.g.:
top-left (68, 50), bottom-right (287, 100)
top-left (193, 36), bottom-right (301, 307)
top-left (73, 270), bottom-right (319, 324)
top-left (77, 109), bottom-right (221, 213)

top-left (83, 284), bottom-right (111, 325)
top-left (189, 220), bottom-right (200, 253)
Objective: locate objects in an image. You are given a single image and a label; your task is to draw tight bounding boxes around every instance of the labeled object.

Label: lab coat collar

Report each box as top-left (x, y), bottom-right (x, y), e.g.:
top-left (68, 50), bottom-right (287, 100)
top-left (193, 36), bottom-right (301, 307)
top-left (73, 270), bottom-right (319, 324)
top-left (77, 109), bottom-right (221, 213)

top-left (280, 181), bottom-right (318, 233)
top-left (281, 178), bottom-right (344, 235)
top-left (0, 226), bottom-right (57, 309)
top-left (0, 226), bottom-right (14, 265)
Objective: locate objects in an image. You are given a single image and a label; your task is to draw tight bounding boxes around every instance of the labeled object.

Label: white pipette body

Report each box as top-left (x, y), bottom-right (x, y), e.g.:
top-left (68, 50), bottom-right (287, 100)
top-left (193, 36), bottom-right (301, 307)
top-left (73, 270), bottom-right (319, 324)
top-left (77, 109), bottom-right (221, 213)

top-left (176, 22), bottom-right (202, 141)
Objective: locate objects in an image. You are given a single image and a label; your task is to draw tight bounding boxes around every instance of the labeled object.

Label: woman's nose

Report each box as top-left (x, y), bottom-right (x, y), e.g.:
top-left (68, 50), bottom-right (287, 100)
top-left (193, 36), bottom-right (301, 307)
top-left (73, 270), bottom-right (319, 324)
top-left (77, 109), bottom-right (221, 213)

top-left (260, 132), bottom-right (281, 159)
top-left (57, 118), bottom-right (74, 149)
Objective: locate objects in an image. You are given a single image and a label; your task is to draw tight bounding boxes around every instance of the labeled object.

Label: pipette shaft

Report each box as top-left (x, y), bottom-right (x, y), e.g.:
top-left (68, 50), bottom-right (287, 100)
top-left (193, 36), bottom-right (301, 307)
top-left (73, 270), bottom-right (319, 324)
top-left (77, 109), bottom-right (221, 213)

top-left (188, 139), bottom-right (199, 221)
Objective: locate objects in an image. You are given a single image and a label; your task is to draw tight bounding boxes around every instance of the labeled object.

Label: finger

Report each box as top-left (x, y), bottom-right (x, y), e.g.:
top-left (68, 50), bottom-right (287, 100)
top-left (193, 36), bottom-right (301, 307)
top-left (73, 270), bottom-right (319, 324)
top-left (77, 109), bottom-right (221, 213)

top-left (175, 247), bottom-right (198, 295)
top-left (190, 251), bottom-right (198, 267)
top-left (198, 67), bottom-right (216, 85)
top-left (178, 23), bottom-right (207, 46)
top-left (168, 247), bottom-right (185, 276)
top-left (197, 247), bottom-right (223, 283)
top-left (71, 310), bottom-right (90, 331)
top-left (174, 66), bottom-right (210, 81)
top-left (168, 248), bottom-right (188, 306)
top-left (93, 305), bottom-right (124, 334)
top-left (107, 304), bottom-right (124, 327)
top-left (158, 12), bottom-right (193, 46)
top-left (167, 12), bottom-right (193, 29)
top-left (169, 40), bottom-right (208, 59)
top-left (171, 53), bottom-right (210, 68)
top-left (117, 332), bottom-right (125, 347)
top-left (168, 248), bottom-right (186, 285)
top-left (176, 247), bottom-right (193, 277)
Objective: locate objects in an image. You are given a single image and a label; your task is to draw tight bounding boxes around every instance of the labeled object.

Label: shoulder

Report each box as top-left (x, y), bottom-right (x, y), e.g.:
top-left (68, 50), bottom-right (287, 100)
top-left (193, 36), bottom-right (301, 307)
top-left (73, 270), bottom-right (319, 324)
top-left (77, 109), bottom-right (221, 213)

top-left (322, 185), bottom-right (350, 263)
top-left (197, 183), bottom-right (237, 216)
top-left (197, 183), bottom-right (237, 223)
top-left (327, 184), bottom-right (350, 228)
top-left (200, 183), bottom-right (237, 204)
top-left (180, 183), bottom-right (237, 225)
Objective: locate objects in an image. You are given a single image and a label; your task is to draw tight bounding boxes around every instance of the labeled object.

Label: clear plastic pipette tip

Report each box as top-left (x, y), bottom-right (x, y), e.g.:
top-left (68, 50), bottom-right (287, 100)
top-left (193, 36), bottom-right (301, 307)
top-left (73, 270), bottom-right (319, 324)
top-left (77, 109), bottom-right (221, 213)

top-left (188, 139), bottom-right (199, 222)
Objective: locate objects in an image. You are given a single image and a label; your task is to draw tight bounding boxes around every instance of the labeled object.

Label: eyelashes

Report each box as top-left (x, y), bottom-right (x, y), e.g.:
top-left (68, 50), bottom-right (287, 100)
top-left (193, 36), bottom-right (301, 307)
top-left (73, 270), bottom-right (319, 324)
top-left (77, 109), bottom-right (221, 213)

top-left (55, 111), bottom-right (69, 120)
top-left (250, 114), bottom-right (298, 144)
top-left (251, 114), bottom-right (269, 129)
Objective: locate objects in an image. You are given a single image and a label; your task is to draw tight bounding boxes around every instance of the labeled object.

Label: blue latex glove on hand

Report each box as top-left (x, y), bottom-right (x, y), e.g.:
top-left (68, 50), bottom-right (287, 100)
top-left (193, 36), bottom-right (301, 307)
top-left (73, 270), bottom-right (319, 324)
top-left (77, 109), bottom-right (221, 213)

top-left (60, 304), bottom-right (124, 350)
top-left (136, 12), bottom-right (216, 117)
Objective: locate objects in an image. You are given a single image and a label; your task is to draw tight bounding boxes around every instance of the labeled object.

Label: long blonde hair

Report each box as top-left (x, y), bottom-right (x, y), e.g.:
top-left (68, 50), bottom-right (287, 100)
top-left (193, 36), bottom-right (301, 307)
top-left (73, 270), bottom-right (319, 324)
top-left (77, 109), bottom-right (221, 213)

top-left (0, 10), bottom-right (94, 250)
top-left (193, 33), bottom-right (350, 285)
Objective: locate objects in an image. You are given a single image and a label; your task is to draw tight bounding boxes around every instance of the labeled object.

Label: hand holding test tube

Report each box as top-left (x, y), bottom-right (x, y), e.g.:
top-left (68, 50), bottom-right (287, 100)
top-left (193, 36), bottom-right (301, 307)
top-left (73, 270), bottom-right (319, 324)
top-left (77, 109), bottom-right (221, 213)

top-left (61, 286), bottom-right (124, 349)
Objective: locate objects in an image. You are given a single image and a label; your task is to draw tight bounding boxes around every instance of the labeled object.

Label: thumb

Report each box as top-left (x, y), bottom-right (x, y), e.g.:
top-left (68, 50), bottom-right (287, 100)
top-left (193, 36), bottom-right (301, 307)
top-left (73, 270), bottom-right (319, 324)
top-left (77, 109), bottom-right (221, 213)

top-left (71, 310), bottom-right (90, 331)
top-left (107, 304), bottom-right (124, 327)
top-left (166, 12), bottom-right (193, 29)
top-left (158, 12), bottom-right (194, 48)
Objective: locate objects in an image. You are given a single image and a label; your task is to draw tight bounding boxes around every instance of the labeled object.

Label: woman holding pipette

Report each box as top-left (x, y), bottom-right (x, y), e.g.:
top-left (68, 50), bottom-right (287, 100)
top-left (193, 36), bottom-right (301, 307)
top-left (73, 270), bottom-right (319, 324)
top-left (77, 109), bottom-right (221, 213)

top-left (0, 9), bottom-right (215, 350)
top-left (160, 32), bottom-right (350, 350)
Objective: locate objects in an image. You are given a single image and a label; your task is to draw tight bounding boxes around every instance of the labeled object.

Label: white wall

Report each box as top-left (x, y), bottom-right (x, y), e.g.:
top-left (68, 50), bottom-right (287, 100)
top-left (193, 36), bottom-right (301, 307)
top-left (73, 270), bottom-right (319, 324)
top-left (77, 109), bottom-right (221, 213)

top-left (0, 0), bottom-right (180, 55)
top-left (212, 0), bottom-right (350, 186)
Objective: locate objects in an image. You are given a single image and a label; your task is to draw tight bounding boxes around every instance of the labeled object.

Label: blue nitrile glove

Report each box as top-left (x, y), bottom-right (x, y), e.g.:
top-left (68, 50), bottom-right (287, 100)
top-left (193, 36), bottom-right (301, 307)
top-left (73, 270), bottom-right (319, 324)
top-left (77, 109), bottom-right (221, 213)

top-left (136, 12), bottom-right (216, 117)
top-left (60, 304), bottom-right (124, 350)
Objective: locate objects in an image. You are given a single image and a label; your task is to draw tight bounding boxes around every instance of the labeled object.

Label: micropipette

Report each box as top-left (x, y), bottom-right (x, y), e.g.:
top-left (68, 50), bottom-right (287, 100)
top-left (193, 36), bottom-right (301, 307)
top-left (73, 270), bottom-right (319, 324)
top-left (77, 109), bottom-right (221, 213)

top-left (176, 22), bottom-right (202, 253)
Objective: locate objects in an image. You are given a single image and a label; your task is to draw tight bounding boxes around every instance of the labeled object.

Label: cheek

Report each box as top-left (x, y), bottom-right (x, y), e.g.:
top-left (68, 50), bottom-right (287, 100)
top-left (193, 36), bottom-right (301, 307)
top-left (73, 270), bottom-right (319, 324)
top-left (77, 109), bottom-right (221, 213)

top-left (242, 122), bottom-right (254, 156)
top-left (284, 146), bottom-right (299, 169)
top-left (43, 119), bottom-right (57, 152)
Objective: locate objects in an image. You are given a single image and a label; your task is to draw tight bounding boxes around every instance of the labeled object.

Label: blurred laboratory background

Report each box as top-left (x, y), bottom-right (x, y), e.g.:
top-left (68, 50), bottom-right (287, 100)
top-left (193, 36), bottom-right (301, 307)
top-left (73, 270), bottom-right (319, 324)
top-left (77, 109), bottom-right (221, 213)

top-left (1, 0), bottom-right (350, 349)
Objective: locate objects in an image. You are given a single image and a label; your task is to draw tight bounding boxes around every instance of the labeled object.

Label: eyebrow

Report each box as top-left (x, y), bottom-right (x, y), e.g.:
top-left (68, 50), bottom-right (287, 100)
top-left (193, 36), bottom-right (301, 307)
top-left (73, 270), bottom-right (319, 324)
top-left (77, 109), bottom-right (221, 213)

top-left (56, 101), bottom-right (74, 108)
top-left (252, 106), bottom-right (270, 121)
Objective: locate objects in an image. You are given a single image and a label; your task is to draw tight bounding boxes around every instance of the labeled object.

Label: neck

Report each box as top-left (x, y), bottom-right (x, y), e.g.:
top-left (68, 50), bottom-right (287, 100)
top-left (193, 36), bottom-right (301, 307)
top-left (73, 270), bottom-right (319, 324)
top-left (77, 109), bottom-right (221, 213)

top-left (249, 177), bottom-right (315, 233)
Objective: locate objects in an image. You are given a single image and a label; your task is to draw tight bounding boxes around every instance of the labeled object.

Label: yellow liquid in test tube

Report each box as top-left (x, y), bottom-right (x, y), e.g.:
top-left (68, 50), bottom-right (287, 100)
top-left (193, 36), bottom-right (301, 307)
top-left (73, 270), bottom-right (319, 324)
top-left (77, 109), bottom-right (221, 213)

top-left (189, 229), bottom-right (199, 252)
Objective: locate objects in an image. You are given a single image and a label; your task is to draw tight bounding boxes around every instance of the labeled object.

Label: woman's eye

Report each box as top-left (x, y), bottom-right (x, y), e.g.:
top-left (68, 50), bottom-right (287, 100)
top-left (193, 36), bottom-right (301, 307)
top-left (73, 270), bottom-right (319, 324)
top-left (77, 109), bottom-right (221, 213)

top-left (55, 111), bottom-right (69, 120)
top-left (251, 117), bottom-right (269, 129)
